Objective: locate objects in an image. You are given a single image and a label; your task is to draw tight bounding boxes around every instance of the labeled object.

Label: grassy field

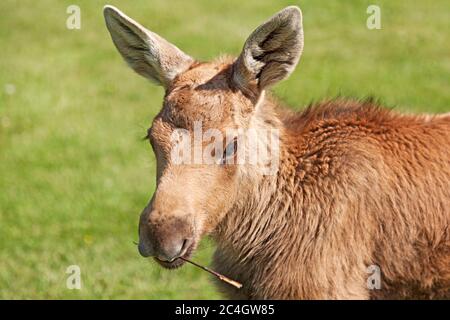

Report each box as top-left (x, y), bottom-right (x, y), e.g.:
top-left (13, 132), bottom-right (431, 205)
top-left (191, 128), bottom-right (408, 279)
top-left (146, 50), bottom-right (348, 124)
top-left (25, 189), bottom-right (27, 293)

top-left (0, 0), bottom-right (448, 299)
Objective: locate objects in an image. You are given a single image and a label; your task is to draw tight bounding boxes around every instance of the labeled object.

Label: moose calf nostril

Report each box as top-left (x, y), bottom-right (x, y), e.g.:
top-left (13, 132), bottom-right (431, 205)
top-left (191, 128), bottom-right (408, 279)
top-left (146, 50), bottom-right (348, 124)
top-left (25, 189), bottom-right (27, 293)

top-left (180, 238), bottom-right (192, 256)
top-left (182, 239), bottom-right (188, 250)
top-left (157, 237), bottom-right (192, 262)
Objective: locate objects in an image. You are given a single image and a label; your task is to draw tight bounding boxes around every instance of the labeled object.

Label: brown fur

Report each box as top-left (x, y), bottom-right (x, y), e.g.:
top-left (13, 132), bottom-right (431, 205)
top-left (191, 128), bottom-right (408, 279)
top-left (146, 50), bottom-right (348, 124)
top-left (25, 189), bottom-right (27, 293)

top-left (212, 93), bottom-right (450, 299)
top-left (104, 5), bottom-right (450, 299)
top-left (149, 58), bottom-right (450, 299)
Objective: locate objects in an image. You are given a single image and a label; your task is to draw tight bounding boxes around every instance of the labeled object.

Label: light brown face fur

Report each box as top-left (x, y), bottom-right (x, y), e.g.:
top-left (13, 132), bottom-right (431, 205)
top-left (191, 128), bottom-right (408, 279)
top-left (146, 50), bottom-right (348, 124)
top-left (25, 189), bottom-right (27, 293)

top-left (105, 6), bottom-right (449, 299)
top-left (140, 60), bottom-right (250, 267)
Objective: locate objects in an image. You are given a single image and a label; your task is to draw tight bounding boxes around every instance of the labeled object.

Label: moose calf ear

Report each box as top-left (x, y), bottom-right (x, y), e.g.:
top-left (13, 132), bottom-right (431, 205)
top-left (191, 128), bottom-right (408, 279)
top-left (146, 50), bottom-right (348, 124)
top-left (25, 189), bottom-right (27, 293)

top-left (103, 5), bottom-right (193, 88)
top-left (232, 6), bottom-right (304, 96)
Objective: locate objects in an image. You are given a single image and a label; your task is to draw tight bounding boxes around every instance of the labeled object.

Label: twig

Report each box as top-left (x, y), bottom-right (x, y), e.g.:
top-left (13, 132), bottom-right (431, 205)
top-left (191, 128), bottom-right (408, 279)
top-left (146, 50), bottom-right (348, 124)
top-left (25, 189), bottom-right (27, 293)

top-left (133, 242), bottom-right (241, 289)
top-left (179, 257), bottom-right (243, 289)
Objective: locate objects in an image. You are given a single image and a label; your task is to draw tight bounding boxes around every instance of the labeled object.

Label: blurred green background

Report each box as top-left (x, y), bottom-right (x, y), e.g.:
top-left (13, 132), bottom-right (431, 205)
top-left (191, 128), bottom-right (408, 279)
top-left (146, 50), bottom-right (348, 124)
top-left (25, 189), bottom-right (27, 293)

top-left (0, 0), bottom-right (448, 299)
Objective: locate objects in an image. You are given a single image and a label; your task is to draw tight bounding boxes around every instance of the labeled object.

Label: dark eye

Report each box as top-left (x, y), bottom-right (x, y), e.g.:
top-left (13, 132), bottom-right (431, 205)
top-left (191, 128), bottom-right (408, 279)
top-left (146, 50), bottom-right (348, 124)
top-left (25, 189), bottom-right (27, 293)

top-left (222, 138), bottom-right (238, 164)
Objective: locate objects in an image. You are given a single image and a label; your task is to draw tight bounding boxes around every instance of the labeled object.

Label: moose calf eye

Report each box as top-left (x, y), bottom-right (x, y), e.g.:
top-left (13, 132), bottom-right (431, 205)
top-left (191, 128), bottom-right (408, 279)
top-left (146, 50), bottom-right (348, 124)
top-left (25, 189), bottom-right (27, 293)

top-left (222, 138), bottom-right (238, 164)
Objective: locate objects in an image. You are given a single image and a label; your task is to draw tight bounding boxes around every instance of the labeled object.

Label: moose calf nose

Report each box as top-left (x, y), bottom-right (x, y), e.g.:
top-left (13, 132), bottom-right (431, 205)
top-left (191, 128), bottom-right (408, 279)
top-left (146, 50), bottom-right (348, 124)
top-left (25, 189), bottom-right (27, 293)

top-left (139, 207), bottom-right (194, 261)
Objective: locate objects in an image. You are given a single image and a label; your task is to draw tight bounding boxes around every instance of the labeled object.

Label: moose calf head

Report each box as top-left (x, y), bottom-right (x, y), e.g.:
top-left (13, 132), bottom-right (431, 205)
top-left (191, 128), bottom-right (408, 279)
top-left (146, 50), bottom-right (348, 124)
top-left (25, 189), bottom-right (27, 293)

top-left (103, 5), bottom-right (303, 268)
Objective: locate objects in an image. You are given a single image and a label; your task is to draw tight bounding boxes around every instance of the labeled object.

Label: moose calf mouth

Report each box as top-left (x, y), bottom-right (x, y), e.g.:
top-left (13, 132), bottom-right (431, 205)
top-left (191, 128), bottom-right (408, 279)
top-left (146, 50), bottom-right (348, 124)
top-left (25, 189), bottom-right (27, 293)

top-left (153, 242), bottom-right (196, 269)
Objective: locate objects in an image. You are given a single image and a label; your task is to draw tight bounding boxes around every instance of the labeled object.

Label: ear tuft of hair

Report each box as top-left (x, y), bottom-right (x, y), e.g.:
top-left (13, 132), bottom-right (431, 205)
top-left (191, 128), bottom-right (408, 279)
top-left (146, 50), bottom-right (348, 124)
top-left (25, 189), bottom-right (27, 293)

top-left (233, 6), bottom-right (304, 95)
top-left (103, 5), bottom-right (193, 88)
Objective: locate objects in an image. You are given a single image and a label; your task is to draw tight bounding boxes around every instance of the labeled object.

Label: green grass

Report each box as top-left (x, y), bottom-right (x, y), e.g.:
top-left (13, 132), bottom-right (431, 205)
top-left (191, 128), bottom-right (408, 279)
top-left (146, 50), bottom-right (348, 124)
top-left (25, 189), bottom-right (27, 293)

top-left (0, 0), bottom-right (448, 299)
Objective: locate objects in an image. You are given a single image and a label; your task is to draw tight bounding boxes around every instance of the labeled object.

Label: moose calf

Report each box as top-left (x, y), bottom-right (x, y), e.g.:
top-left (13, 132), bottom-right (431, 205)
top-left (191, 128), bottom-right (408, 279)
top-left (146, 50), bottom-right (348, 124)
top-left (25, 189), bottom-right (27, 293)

top-left (104, 5), bottom-right (450, 299)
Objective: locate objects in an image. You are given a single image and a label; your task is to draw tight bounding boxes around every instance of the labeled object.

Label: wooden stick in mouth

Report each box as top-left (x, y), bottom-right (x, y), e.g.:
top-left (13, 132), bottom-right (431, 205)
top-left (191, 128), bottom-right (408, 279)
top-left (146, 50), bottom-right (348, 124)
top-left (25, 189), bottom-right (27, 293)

top-left (179, 257), bottom-right (243, 289)
top-left (133, 241), bottom-right (242, 289)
